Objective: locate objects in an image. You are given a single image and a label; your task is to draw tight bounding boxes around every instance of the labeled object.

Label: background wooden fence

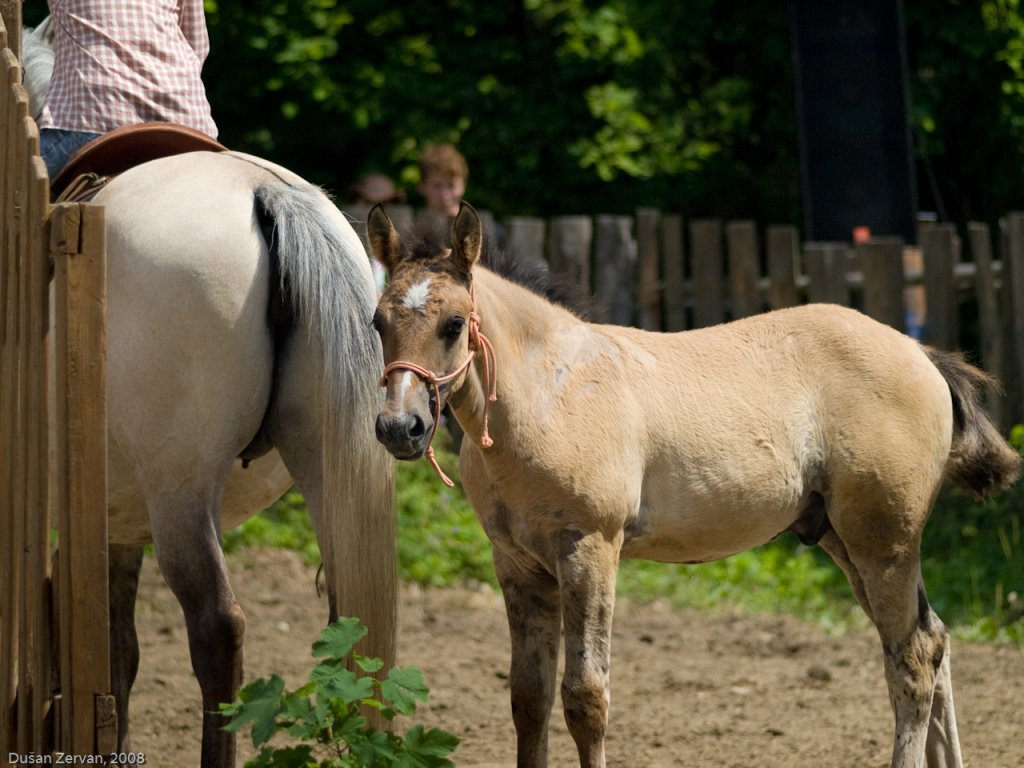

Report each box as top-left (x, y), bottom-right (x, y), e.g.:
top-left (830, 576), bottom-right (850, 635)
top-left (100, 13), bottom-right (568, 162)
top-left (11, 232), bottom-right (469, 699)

top-left (2, 4), bottom-right (113, 763)
top-left (351, 204), bottom-right (1024, 430)
top-left (511, 213), bottom-right (1024, 429)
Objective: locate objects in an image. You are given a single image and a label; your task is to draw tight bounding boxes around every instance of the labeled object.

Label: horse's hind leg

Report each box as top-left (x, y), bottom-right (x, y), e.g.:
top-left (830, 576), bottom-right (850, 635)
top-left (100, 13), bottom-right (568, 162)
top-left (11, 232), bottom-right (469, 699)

top-left (108, 545), bottom-right (144, 755)
top-left (493, 549), bottom-right (561, 768)
top-left (149, 495), bottom-right (245, 768)
top-left (819, 529), bottom-right (962, 768)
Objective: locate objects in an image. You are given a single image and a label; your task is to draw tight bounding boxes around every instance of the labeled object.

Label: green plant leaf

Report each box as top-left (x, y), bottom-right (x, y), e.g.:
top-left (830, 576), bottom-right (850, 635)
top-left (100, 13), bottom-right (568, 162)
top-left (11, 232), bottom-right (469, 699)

top-left (379, 667), bottom-right (429, 716)
top-left (402, 725), bottom-right (460, 767)
top-left (312, 617), bottom-right (368, 660)
top-left (222, 674), bottom-right (285, 747)
top-left (247, 743), bottom-right (317, 767)
top-left (351, 730), bottom-right (402, 766)
top-left (355, 656), bottom-right (385, 674)
top-left (311, 663), bottom-right (375, 705)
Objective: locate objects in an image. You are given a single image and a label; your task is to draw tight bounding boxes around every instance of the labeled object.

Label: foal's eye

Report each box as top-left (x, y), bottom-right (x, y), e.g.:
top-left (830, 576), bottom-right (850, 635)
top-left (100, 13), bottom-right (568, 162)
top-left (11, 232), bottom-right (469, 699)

top-left (442, 315), bottom-right (466, 340)
top-left (371, 310), bottom-right (386, 335)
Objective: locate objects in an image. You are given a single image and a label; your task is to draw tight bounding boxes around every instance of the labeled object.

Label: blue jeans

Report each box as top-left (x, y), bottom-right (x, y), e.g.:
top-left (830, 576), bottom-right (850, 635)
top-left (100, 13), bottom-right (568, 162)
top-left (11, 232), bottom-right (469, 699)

top-left (40, 128), bottom-right (102, 179)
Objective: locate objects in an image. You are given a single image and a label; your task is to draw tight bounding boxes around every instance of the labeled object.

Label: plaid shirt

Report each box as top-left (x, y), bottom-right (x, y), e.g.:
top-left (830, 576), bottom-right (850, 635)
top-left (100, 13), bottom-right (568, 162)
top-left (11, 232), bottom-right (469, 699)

top-left (38, 0), bottom-right (217, 137)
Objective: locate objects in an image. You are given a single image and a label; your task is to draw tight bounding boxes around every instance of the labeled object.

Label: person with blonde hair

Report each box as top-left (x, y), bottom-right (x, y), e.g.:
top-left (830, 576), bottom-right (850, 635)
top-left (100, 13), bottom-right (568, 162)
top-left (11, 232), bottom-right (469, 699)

top-left (417, 143), bottom-right (469, 220)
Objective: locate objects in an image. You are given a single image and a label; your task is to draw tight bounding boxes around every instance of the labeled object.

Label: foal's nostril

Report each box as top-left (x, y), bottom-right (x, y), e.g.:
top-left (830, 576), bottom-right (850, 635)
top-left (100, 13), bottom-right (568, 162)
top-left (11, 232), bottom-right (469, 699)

top-left (408, 415), bottom-right (426, 439)
top-left (375, 414), bottom-right (389, 443)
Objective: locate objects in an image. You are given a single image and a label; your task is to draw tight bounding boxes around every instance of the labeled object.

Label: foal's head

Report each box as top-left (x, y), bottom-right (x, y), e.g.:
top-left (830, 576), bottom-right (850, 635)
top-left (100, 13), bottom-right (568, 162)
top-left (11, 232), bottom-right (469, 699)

top-left (367, 203), bottom-right (483, 460)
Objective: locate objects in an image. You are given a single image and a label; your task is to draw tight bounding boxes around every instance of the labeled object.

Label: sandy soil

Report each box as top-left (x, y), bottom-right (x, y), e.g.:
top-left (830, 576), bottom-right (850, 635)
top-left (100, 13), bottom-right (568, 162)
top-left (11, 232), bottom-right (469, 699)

top-left (126, 548), bottom-right (1023, 767)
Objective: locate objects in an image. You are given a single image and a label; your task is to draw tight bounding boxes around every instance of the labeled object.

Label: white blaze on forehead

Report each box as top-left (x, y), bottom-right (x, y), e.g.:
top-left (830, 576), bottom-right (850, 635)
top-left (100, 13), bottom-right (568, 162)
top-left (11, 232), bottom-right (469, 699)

top-left (402, 278), bottom-right (432, 312)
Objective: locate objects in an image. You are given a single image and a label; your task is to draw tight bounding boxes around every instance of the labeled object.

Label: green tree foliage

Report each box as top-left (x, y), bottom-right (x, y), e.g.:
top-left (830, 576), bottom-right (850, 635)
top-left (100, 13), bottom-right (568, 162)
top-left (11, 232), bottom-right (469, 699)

top-left (906, 0), bottom-right (1024, 227)
top-left (202, 0), bottom-right (797, 219)
top-left (19, 2), bottom-right (1024, 224)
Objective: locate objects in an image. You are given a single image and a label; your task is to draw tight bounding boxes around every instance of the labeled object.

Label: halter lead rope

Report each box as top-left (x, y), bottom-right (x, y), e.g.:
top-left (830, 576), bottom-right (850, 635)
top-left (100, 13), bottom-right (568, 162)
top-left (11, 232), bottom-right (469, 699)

top-left (379, 283), bottom-right (497, 487)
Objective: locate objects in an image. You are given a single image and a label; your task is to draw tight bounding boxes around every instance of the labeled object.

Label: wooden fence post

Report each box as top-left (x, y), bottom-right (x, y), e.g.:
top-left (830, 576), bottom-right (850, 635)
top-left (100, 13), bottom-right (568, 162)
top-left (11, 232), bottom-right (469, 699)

top-left (726, 220), bottom-right (760, 319)
top-left (804, 242), bottom-right (850, 305)
top-left (856, 237), bottom-right (905, 331)
top-left (593, 215), bottom-right (636, 325)
top-left (690, 219), bottom-right (723, 328)
top-left (766, 226), bottom-right (800, 310)
top-left (504, 216), bottom-right (546, 268)
top-left (51, 202), bottom-right (112, 756)
top-left (547, 216), bottom-right (592, 292)
top-left (920, 223), bottom-right (959, 350)
top-left (661, 214), bottom-right (686, 331)
top-left (1002, 212), bottom-right (1024, 425)
top-left (636, 208), bottom-right (661, 330)
top-left (967, 222), bottom-right (1007, 428)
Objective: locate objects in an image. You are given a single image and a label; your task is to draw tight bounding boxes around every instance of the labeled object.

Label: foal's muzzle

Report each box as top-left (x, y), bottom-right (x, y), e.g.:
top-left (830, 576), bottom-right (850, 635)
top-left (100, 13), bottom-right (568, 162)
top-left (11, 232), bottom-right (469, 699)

top-left (375, 409), bottom-right (434, 460)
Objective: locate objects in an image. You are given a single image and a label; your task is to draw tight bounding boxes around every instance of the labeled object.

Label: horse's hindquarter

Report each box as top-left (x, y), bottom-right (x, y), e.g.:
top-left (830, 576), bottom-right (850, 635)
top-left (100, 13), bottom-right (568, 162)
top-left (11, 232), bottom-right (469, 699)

top-left (608, 305), bottom-right (953, 563)
top-left (100, 152), bottom-right (288, 543)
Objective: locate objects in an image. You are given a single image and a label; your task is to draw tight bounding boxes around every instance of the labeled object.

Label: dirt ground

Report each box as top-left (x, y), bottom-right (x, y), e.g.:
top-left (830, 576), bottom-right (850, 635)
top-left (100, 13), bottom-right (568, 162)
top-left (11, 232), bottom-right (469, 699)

top-left (127, 548), bottom-right (1023, 767)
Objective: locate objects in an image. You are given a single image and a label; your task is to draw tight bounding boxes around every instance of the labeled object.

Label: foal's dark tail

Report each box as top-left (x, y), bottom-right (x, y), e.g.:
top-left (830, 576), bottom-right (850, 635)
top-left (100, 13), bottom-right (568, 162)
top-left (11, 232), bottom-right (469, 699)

top-left (926, 347), bottom-right (1022, 497)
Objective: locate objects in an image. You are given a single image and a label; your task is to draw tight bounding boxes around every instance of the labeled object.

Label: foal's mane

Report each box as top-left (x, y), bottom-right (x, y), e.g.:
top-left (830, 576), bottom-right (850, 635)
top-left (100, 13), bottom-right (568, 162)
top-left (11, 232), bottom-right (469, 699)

top-left (403, 220), bottom-right (604, 322)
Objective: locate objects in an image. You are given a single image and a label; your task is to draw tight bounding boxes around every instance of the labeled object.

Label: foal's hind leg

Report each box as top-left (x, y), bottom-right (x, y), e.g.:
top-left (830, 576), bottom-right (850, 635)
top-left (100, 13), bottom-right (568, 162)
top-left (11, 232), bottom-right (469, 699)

top-left (494, 549), bottom-right (561, 768)
top-left (820, 529), bottom-right (962, 768)
top-left (149, 496), bottom-right (245, 768)
top-left (108, 545), bottom-right (145, 756)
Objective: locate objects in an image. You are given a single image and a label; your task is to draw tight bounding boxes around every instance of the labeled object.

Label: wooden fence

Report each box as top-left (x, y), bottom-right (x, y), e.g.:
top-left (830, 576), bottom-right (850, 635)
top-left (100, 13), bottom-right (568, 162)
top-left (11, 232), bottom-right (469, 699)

top-left (1, 4), bottom-right (113, 763)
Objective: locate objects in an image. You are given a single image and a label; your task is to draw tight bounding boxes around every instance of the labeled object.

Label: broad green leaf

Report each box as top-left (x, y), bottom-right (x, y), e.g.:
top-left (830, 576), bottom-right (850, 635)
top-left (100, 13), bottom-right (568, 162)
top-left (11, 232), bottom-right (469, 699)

top-left (312, 618), bottom-right (368, 661)
top-left (379, 667), bottom-right (429, 716)
top-left (221, 674), bottom-right (284, 747)
top-left (402, 725), bottom-right (460, 767)
top-left (351, 729), bottom-right (401, 766)
top-left (311, 663), bottom-right (374, 704)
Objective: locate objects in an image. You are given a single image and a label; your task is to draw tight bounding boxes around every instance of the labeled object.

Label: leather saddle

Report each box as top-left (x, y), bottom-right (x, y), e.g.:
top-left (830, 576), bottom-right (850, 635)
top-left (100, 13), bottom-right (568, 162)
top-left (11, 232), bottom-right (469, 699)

top-left (50, 122), bottom-right (227, 201)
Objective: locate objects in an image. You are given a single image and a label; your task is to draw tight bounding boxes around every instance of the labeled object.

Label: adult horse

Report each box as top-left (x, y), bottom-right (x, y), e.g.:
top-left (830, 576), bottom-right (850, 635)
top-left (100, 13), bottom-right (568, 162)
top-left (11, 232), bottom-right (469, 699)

top-left (96, 151), bottom-right (396, 767)
top-left (367, 203), bottom-right (1020, 768)
top-left (20, 26), bottom-right (396, 766)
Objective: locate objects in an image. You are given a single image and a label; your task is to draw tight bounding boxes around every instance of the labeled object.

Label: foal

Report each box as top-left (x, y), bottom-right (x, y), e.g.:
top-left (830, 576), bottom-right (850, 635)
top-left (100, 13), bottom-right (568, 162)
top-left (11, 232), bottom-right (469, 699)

top-left (368, 203), bottom-right (1020, 768)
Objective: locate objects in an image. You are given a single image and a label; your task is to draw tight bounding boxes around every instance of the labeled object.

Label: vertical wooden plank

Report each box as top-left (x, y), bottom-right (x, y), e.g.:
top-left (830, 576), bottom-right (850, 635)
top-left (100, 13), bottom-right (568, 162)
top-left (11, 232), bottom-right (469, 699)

top-left (546, 216), bottom-right (593, 292)
top-left (0, 2), bottom-right (20, 60)
top-left (856, 238), bottom-right (905, 331)
top-left (53, 202), bottom-right (110, 755)
top-left (766, 226), bottom-right (800, 309)
top-left (504, 216), bottom-right (546, 268)
top-left (804, 243), bottom-right (850, 307)
top-left (968, 222), bottom-right (1006, 428)
top-left (1, 47), bottom-right (22, 762)
top-left (660, 214), bottom-right (685, 331)
top-left (998, 217), bottom-right (1022, 427)
top-left (592, 215), bottom-right (636, 325)
top-left (1003, 212), bottom-right (1024, 426)
top-left (15, 117), bottom-right (48, 755)
top-left (725, 220), bottom-right (760, 319)
top-left (12, 82), bottom-right (31, 762)
top-left (920, 224), bottom-right (958, 350)
top-left (690, 219), bottom-right (724, 328)
top-left (635, 208), bottom-right (661, 330)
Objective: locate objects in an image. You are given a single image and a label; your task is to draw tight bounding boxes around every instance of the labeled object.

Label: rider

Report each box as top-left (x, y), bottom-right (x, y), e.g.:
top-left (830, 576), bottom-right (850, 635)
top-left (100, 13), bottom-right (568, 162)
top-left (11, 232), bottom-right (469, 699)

top-left (36, 0), bottom-right (218, 179)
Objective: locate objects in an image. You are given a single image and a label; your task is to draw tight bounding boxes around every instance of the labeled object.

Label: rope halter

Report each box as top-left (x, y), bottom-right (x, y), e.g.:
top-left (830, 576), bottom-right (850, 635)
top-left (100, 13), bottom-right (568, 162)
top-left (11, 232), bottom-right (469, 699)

top-left (378, 282), bottom-right (497, 487)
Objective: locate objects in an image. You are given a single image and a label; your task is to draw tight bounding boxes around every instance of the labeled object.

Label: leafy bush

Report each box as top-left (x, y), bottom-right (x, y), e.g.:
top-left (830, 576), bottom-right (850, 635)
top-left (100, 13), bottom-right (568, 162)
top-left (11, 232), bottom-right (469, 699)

top-left (221, 617), bottom-right (459, 767)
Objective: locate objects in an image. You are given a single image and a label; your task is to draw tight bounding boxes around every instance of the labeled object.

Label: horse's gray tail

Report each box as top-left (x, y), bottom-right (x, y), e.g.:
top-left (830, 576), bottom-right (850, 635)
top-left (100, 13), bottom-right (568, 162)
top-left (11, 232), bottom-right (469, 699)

top-left (926, 347), bottom-right (1021, 497)
top-left (254, 180), bottom-right (397, 673)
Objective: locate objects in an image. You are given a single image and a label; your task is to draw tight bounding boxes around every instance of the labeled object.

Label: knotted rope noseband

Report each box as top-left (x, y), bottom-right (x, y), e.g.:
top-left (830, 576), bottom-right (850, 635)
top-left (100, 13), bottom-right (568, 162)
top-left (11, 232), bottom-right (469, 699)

top-left (379, 282), bottom-right (497, 487)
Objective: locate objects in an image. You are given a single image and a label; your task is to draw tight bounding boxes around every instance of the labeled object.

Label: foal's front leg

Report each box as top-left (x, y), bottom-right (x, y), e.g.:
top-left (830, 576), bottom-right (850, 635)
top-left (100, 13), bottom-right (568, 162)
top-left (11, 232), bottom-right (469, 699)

top-left (557, 530), bottom-right (620, 768)
top-left (494, 549), bottom-right (561, 768)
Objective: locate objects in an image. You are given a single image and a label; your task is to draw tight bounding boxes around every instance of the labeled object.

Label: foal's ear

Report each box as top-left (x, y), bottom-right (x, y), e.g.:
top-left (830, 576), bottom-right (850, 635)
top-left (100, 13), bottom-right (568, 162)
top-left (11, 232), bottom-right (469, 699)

top-left (366, 204), bottom-right (403, 272)
top-left (450, 202), bottom-right (482, 277)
